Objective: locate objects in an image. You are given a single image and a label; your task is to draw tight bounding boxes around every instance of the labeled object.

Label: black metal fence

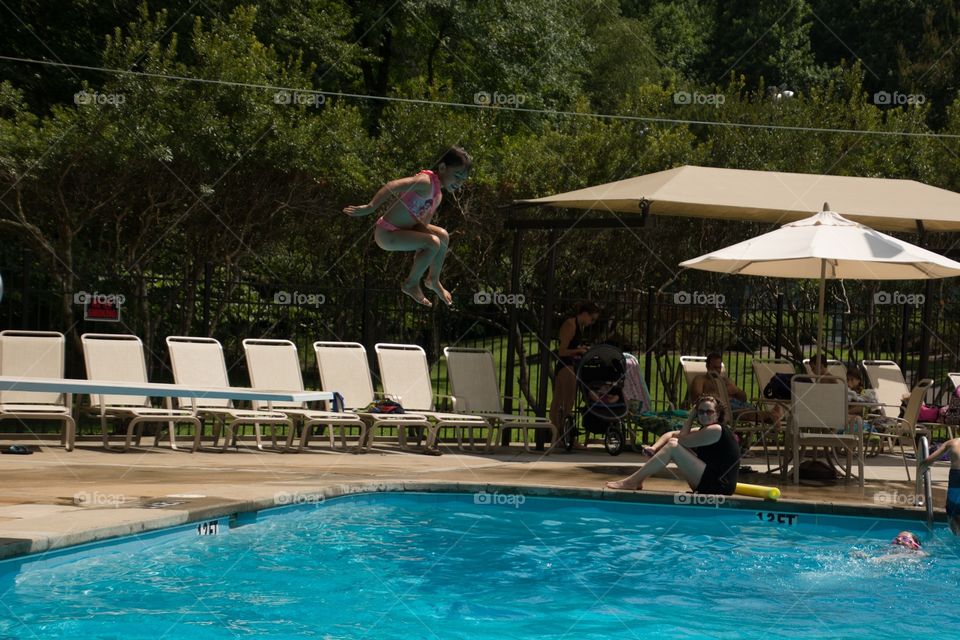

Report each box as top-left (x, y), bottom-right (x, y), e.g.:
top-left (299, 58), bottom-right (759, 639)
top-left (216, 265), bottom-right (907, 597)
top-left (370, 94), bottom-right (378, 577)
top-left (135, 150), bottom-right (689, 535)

top-left (3, 258), bottom-right (958, 414)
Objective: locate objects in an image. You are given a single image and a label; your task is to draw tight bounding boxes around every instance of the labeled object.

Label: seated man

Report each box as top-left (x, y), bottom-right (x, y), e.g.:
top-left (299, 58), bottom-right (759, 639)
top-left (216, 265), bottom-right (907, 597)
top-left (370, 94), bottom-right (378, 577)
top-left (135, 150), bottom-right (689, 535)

top-left (690, 352), bottom-right (781, 424)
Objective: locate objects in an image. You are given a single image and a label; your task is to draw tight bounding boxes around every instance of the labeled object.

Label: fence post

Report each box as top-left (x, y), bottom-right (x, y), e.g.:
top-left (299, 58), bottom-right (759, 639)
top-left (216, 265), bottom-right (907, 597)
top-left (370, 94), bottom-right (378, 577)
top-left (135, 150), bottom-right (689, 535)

top-left (900, 302), bottom-right (910, 373)
top-left (202, 261), bottom-right (213, 336)
top-left (918, 279), bottom-right (933, 382)
top-left (644, 286), bottom-right (655, 389)
top-left (503, 227), bottom-right (523, 445)
top-left (535, 229), bottom-right (560, 450)
top-left (775, 292), bottom-right (784, 358)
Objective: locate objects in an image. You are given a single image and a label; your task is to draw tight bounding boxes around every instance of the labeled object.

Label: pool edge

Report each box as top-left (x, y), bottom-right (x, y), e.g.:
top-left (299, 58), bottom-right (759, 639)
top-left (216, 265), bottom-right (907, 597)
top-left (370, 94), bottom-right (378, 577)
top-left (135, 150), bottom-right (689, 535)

top-left (0, 481), bottom-right (943, 562)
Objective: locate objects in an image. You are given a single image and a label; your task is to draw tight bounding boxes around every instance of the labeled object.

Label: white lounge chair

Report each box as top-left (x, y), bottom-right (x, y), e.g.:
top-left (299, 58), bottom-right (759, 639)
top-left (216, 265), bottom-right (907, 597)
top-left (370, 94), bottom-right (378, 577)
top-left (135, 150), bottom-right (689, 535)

top-left (0, 330), bottom-right (76, 451)
top-left (443, 347), bottom-right (557, 453)
top-left (242, 339), bottom-right (367, 451)
top-left (787, 374), bottom-right (863, 486)
top-left (81, 333), bottom-right (202, 451)
top-left (166, 336), bottom-right (293, 451)
top-left (374, 343), bottom-right (494, 451)
top-left (314, 341), bottom-right (435, 451)
top-left (861, 360), bottom-right (910, 419)
top-left (871, 378), bottom-right (933, 481)
top-left (802, 357), bottom-right (847, 380)
top-left (679, 355), bottom-right (723, 405)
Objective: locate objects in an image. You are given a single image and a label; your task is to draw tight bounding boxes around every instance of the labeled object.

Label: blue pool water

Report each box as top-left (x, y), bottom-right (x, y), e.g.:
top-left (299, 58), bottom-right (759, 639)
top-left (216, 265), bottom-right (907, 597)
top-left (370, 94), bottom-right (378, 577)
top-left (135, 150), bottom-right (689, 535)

top-left (2, 492), bottom-right (959, 639)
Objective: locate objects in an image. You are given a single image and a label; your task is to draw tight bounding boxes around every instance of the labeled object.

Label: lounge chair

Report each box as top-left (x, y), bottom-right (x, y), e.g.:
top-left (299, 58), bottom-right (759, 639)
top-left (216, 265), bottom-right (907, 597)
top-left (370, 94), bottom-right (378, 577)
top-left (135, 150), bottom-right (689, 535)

top-left (313, 341), bottom-right (435, 452)
top-left (80, 333), bottom-right (202, 451)
top-left (166, 336), bottom-right (293, 451)
top-left (443, 347), bottom-right (557, 453)
top-left (786, 374), bottom-right (863, 486)
top-left (242, 339), bottom-right (367, 451)
top-left (802, 357), bottom-right (847, 380)
top-left (0, 330), bottom-right (76, 451)
top-left (679, 355), bottom-right (724, 404)
top-left (861, 360), bottom-right (910, 419)
top-left (374, 343), bottom-right (494, 451)
top-left (872, 378), bottom-right (933, 481)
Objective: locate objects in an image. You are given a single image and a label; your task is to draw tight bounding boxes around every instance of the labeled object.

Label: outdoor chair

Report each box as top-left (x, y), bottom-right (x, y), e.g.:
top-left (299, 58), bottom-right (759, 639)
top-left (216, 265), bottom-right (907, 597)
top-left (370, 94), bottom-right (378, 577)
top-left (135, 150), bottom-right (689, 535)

top-left (80, 333), bottom-right (202, 451)
top-left (0, 330), bottom-right (76, 451)
top-left (166, 336), bottom-right (293, 452)
top-left (374, 343), bottom-right (494, 451)
top-left (242, 339), bottom-right (367, 451)
top-left (861, 360), bottom-right (910, 419)
top-left (786, 374), bottom-right (863, 486)
top-left (443, 347), bottom-right (557, 453)
top-left (313, 341), bottom-right (435, 452)
top-left (802, 358), bottom-right (848, 380)
top-left (871, 378), bottom-right (933, 481)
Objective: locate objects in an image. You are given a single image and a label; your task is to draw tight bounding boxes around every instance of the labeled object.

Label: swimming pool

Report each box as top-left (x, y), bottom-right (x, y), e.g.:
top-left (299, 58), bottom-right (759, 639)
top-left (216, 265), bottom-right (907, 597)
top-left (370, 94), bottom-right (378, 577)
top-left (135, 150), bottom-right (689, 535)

top-left (1, 492), bottom-right (958, 639)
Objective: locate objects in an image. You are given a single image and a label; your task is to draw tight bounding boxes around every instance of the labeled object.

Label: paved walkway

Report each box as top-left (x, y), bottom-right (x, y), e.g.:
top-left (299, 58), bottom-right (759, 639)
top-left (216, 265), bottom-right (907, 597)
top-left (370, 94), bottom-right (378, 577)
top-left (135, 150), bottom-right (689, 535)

top-left (0, 442), bottom-right (951, 560)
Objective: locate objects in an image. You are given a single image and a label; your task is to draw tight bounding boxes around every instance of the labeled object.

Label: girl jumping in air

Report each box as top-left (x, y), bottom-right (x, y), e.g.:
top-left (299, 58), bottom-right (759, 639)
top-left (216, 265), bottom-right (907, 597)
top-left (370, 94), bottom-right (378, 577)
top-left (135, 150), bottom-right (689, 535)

top-left (343, 147), bottom-right (471, 307)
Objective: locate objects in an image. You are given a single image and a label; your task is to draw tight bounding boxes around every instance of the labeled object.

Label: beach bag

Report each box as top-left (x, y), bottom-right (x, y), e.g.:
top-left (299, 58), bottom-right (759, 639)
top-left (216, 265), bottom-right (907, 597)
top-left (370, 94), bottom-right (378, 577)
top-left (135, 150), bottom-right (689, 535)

top-left (763, 373), bottom-right (794, 400)
top-left (365, 399), bottom-right (405, 414)
top-left (918, 404), bottom-right (941, 422)
top-left (943, 396), bottom-right (960, 426)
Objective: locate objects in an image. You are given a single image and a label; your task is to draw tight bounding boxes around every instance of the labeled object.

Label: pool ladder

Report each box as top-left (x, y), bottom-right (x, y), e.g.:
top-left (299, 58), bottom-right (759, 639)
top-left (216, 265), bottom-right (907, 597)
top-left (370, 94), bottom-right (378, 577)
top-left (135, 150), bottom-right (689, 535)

top-left (916, 436), bottom-right (934, 529)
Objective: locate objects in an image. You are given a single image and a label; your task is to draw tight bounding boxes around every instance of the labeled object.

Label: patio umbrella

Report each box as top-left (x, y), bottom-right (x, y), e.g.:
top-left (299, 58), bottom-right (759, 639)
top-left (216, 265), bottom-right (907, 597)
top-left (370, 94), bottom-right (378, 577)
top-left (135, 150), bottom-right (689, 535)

top-left (678, 204), bottom-right (960, 351)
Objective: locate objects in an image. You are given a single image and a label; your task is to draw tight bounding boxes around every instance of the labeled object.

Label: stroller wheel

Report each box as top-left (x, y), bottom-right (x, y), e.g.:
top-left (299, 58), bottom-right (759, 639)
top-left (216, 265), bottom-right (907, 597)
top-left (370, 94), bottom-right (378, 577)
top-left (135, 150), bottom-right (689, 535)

top-left (563, 415), bottom-right (577, 452)
top-left (604, 423), bottom-right (624, 456)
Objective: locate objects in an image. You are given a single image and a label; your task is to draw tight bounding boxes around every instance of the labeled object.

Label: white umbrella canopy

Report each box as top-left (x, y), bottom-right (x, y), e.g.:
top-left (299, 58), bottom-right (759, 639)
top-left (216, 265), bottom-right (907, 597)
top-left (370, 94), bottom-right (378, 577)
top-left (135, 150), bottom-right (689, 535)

top-left (679, 206), bottom-right (960, 351)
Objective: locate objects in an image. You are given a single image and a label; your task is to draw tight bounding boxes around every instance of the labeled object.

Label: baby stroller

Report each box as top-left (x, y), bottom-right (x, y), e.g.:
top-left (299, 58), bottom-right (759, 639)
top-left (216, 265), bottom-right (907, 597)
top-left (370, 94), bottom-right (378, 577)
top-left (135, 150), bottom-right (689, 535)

top-left (562, 344), bottom-right (631, 455)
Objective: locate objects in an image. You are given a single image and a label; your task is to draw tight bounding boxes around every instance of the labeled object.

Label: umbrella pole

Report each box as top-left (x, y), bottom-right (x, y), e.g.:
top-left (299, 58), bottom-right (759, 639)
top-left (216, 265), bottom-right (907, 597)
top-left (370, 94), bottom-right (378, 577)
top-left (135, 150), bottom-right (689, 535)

top-left (817, 260), bottom-right (826, 355)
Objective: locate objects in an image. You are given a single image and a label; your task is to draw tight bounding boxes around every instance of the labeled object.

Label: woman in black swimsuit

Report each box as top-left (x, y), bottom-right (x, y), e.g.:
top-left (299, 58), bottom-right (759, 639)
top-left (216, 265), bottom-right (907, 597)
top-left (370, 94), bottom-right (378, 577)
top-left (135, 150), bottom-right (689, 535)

top-left (605, 395), bottom-right (740, 494)
top-left (549, 301), bottom-right (600, 446)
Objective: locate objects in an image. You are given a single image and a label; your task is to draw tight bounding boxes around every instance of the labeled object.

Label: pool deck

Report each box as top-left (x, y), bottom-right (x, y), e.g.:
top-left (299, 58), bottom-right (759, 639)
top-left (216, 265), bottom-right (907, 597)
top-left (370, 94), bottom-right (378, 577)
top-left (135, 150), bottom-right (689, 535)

top-left (0, 441), bottom-right (952, 560)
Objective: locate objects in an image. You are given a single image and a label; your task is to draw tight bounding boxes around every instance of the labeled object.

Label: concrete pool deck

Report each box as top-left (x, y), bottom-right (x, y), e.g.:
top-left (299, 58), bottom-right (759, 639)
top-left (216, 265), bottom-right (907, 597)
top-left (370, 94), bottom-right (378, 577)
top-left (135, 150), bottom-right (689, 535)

top-left (0, 442), bottom-right (952, 560)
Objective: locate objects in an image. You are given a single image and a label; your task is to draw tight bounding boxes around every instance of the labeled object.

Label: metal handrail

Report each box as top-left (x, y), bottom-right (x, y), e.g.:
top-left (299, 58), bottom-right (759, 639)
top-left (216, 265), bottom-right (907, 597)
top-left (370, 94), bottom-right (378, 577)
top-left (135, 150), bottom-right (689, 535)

top-left (916, 436), bottom-right (934, 528)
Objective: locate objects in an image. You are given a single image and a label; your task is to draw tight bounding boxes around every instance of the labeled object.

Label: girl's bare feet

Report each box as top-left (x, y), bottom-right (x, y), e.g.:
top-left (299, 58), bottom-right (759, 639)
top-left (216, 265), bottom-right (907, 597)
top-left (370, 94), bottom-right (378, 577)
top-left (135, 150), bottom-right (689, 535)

top-left (425, 278), bottom-right (453, 306)
top-left (605, 480), bottom-right (642, 491)
top-left (401, 280), bottom-right (432, 307)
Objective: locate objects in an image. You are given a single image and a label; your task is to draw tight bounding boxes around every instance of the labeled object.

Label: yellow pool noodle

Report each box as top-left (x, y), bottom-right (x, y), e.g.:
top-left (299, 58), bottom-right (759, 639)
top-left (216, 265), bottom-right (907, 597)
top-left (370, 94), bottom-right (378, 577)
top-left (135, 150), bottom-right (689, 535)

top-left (735, 483), bottom-right (781, 501)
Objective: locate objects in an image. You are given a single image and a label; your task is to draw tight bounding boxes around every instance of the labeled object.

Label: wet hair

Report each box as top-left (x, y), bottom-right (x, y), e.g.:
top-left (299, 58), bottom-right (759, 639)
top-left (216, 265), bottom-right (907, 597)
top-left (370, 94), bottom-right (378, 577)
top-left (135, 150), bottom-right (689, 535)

top-left (439, 146), bottom-right (472, 170)
top-left (694, 395), bottom-right (726, 425)
top-left (575, 301), bottom-right (601, 316)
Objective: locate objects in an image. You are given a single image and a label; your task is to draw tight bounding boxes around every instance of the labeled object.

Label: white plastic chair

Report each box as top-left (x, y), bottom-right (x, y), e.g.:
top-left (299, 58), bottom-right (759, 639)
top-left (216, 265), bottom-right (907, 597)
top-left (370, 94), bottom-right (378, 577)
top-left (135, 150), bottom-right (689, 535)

top-left (242, 339), bottom-right (366, 451)
top-left (167, 336), bottom-right (293, 451)
top-left (374, 343), bottom-right (494, 451)
top-left (81, 333), bottom-right (201, 451)
top-left (0, 330), bottom-right (76, 450)
top-left (444, 347), bottom-right (556, 453)
top-left (314, 341), bottom-right (435, 451)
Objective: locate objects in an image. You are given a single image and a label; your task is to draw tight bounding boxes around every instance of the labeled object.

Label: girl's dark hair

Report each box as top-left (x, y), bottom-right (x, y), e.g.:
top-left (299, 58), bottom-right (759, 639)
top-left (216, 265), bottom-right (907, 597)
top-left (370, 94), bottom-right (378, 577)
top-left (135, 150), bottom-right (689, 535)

top-left (439, 146), bottom-right (472, 169)
top-left (694, 395), bottom-right (726, 425)
top-left (574, 301), bottom-right (601, 315)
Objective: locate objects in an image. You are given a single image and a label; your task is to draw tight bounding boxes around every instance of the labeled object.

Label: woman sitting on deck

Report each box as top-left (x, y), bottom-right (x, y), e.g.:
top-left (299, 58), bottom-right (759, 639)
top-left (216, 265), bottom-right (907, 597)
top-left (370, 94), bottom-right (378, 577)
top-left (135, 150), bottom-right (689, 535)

top-left (605, 395), bottom-right (740, 495)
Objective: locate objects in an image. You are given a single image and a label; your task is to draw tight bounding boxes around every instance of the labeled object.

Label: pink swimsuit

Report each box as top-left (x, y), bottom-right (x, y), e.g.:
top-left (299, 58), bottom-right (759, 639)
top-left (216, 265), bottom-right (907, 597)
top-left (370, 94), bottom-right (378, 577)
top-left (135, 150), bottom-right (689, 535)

top-left (376, 170), bottom-right (442, 232)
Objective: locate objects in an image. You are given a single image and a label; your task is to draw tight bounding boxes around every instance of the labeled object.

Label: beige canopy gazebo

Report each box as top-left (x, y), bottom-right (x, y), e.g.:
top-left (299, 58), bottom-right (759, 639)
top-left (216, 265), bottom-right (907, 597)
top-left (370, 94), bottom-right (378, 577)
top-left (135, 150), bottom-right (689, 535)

top-left (514, 165), bottom-right (960, 233)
